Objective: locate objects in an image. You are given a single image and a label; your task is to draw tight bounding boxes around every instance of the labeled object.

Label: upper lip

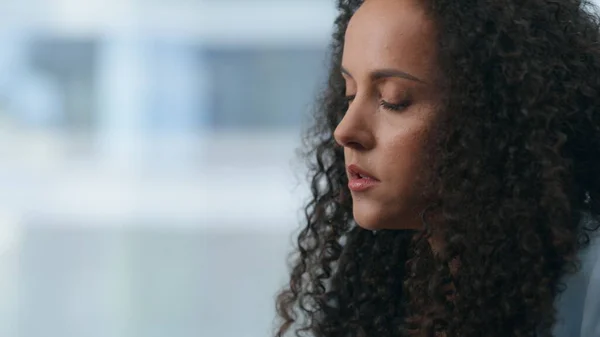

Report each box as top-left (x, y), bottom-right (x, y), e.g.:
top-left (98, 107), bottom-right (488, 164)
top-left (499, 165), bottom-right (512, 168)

top-left (347, 164), bottom-right (379, 181)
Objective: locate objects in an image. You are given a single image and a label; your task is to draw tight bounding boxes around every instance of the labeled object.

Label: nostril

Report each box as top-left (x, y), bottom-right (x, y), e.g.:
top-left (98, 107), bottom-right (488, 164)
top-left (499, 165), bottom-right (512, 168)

top-left (347, 140), bottom-right (366, 151)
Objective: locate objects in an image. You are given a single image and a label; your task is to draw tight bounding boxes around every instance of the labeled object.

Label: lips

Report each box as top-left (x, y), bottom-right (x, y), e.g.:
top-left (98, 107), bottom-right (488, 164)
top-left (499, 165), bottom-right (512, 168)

top-left (347, 164), bottom-right (379, 192)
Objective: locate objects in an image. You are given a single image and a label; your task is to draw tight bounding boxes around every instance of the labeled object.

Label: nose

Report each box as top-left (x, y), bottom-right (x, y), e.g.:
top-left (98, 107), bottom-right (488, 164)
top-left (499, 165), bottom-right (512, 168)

top-left (333, 97), bottom-right (375, 151)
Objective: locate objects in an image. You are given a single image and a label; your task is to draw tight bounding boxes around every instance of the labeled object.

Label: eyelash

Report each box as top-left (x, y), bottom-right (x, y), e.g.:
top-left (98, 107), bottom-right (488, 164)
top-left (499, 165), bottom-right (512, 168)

top-left (343, 95), bottom-right (411, 112)
top-left (344, 95), bottom-right (356, 105)
top-left (380, 100), bottom-right (410, 111)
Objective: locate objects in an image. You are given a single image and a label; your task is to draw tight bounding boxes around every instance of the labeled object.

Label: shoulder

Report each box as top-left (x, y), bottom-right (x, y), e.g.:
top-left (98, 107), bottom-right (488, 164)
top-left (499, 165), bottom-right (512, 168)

top-left (580, 228), bottom-right (600, 337)
top-left (554, 219), bottom-right (600, 337)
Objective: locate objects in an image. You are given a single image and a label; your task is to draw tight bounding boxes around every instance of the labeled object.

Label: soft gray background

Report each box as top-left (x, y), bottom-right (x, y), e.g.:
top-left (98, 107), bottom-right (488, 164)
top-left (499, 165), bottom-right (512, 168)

top-left (0, 0), bottom-right (334, 336)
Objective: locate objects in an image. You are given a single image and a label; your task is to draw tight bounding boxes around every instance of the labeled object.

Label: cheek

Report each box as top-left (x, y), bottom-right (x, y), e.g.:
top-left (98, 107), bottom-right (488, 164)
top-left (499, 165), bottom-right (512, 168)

top-left (379, 123), bottom-right (431, 187)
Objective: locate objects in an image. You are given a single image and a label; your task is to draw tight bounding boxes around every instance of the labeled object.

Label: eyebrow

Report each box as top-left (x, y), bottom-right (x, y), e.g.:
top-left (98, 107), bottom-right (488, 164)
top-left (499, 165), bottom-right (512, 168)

top-left (341, 66), bottom-right (425, 83)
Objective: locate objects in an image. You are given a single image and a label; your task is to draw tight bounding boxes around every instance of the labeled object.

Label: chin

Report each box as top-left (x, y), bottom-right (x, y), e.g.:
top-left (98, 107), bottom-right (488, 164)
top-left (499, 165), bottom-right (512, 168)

top-left (352, 203), bottom-right (392, 230)
top-left (353, 218), bottom-right (383, 231)
top-left (352, 199), bottom-right (421, 230)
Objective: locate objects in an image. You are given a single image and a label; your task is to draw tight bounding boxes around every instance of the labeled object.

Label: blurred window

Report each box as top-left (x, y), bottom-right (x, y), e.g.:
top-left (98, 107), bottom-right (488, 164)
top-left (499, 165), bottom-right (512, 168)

top-left (204, 47), bottom-right (327, 129)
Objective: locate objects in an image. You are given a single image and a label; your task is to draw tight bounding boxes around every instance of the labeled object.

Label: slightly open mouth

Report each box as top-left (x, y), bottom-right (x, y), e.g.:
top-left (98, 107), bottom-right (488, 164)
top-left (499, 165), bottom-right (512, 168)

top-left (351, 171), bottom-right (371, 180)
top-left (347, 164), bottom-right (379, 182)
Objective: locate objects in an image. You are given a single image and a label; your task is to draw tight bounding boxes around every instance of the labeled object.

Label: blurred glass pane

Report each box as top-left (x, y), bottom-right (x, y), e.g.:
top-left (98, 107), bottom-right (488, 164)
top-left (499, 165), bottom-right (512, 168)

top-left (28, 38), bottom-right (98, 131)
top-left (206, 47), bottom-right (327, 129)
top-left (14, 224), bottom-right (292, 337)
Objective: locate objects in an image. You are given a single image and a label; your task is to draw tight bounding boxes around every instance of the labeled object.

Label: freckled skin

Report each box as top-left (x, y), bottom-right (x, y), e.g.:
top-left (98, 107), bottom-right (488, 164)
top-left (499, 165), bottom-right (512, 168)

top-left (334, 0), bottom-right (440, 230)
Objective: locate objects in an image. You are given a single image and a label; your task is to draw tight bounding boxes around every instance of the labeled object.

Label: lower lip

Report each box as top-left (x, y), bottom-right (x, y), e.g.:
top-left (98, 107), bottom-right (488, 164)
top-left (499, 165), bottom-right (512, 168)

top-left (348, 177), bottom-right (379, 192)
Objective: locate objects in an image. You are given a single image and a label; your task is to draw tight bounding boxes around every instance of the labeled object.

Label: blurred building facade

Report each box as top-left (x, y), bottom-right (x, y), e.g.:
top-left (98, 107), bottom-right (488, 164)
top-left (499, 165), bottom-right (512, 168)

top-left (0, 0), bottom-right (335, 336)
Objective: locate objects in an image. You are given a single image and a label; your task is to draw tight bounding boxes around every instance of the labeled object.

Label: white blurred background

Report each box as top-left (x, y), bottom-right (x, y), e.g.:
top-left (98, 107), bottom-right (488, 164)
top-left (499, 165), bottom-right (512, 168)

top-left (0, 0), bottom-right (335, 336)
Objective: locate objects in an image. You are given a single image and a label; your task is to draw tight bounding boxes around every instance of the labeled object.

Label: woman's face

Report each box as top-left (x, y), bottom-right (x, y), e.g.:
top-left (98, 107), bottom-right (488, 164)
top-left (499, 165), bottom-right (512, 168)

top-left (335, 0), bottom-right (439, 230)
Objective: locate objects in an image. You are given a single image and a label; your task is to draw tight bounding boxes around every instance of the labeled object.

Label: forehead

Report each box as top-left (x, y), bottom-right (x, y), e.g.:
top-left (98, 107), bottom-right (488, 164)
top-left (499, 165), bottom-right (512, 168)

top-left (342, 0), bottom-right (437, 81)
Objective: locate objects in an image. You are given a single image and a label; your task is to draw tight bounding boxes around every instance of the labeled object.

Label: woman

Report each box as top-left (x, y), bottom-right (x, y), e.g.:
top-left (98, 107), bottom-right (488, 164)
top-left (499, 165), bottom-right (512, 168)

top-left (275, 0), bottom-right (600, 336)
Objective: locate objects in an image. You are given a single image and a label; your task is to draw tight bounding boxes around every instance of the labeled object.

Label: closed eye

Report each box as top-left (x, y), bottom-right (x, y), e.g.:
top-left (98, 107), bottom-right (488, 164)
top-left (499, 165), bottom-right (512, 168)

top-left (380, 99), bottom-right (411, 112)
top-left (344, 95), bottom-right (356, 105)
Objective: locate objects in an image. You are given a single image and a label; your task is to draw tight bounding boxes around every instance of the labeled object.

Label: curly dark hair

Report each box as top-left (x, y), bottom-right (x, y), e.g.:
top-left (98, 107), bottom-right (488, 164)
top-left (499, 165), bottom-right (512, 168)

top-left (275, 1), bottom-right (600, 336)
